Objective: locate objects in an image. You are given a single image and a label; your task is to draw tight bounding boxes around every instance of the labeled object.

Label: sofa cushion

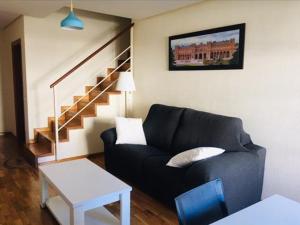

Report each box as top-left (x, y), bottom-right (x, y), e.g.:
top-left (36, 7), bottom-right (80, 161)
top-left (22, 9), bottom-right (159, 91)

top-left (143, 104), bottom-right (184, 153)
top-left (143, 155), bottom-right (187, 204)
top-left (171, 108), bottom-right (248, 153)
top-left (115, 117), bottom-right (147, 145)
top-left (166, 147), bottom-right (225, 168)
top-left (110, 144), bottom-right (167, 183)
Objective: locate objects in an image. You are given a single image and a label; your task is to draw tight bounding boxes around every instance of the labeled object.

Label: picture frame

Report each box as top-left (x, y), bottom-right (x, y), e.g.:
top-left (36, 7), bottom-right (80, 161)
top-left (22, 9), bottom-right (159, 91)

top-left (169, 23), bottom-right (246, 71)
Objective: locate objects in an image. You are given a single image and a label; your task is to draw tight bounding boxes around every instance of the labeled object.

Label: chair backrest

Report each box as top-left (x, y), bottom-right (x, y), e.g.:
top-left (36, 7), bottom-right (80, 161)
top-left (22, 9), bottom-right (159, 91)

top-left (175, 179), bottom-right (228, 225)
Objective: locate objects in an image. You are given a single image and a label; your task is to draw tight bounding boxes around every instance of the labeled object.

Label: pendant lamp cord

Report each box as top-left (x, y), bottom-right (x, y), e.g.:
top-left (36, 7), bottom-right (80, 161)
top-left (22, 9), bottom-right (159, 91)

top-left (70, 0), bottom-right (73, 12)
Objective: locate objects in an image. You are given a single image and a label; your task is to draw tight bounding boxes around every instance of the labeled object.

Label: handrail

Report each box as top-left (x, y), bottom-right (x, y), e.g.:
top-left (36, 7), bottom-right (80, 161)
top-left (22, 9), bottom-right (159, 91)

top-left (50, 23), bottom-right (134, 88)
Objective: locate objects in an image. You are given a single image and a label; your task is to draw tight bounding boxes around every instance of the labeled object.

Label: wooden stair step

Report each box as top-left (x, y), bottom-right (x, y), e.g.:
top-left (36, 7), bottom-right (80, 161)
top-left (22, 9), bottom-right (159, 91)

top-left (85, 86), bottom-right (101, 93)
top-left (107, 68), bottom-right (115, 75)
top-left (89, 89), bottom-right (103, 99)
top-left (37, 129), bottom-right (68, 143)
top-left (117, 62), bottom-right (130, 72)
top-left (118, 59), bottom-right (130, 65)
top-left (101, 83), bottom-right (119, 93)
top-left (27, 142), bottom-right (53, 157)
top-left (106, 69), bottom-right (120, 80)
top-left (94, 93), bottom-right (109, 104)
top-left (97, 76), bottom-right (105, 83)
top-left (59, 117), bottom-right (82, 130)
top-left (96, 75), bottom-right (119, 91)
top-left (49, 117), bottom-right (66, 133)
top-left (61, 105), bottom-right (77, 114)
top-left (95, 80), bottom-right (117, 91)
top-left (48, 116), bottom-right (65, 125)
top-left (106, 90), bottom-right (121, 95)
top-left (77, 101), bottom-right (95, 110)
top-left (36, 129), bottom-right (55, 142)
top-left (90, 91), bottom-right (110, 101)
top-left (73, 95), bottom-right (89, 102)
top-left (97, 74), bottom-right (114, 83)
top-left (58, 130), bottom-right (68, 141)
top-left (65, 107), bottom-right (96, 119)
top-left (37, 131), bottom-right (51, 145)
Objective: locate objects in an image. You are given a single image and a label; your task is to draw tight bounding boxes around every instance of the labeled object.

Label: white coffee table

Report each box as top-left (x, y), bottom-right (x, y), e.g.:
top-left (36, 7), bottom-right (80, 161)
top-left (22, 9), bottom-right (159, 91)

top-left (39, 158), bottom-right (132, 225)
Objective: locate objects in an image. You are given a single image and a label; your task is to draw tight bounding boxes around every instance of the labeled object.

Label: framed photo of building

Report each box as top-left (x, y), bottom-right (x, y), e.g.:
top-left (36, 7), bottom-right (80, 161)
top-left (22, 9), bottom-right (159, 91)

top-left (169, 23), bottom-right (245, 71)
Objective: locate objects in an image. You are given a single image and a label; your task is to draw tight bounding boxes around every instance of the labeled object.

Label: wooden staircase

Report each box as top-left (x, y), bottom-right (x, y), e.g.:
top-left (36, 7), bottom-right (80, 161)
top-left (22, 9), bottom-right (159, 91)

top-left (27, 62), bottom-right (130, 166)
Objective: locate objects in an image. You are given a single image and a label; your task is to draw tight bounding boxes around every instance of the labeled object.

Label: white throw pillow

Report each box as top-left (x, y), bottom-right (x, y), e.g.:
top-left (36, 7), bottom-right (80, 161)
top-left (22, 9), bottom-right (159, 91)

top-left (166, 147), bottom-right (225, 168)
top-left (115, 117), bottom-right (147, 145)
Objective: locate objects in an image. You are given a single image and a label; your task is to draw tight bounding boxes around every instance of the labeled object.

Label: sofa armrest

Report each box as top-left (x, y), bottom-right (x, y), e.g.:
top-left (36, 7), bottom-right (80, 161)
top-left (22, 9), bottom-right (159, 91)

top-left (100, 128), bottom-right (117, 146)
top-left (244, 142), bottom-right (266, 155)
top-left (244, 143), bottom-right (266, 198)
top-left (184, 148), bottom-right (265, 214)
top-left (100, 128), bottom-right (117, 171)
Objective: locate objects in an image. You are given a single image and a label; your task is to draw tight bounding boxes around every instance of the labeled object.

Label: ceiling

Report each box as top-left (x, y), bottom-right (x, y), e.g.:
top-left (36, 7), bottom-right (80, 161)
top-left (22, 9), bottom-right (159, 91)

top-left (0, 0), bottom-right (203, 29)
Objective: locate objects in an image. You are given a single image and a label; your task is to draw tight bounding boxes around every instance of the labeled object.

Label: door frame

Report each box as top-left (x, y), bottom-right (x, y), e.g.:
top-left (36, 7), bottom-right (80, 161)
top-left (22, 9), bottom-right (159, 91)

top-left (11, 39), bottom-right (26, 144)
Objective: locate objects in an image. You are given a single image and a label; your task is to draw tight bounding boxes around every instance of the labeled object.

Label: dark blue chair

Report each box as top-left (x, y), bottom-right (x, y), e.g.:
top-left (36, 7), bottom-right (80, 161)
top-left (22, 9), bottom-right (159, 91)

top-left (175, 179), bottom-right (228, 225)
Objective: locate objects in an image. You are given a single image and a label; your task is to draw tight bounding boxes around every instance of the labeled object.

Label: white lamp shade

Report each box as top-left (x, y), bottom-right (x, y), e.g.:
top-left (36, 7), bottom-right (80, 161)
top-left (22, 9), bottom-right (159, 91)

top-left (116, 72), bottom-right (136, 92)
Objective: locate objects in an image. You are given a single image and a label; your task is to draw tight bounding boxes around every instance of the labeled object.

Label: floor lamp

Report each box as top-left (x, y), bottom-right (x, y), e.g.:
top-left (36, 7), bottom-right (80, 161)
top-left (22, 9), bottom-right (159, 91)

top-left (116, 72), bottom-right (136, 117)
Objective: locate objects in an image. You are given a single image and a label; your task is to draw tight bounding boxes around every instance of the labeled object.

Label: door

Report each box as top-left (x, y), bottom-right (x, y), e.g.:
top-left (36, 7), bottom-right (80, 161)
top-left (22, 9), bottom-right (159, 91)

top-left (11, 39), bottom-right (26, 144)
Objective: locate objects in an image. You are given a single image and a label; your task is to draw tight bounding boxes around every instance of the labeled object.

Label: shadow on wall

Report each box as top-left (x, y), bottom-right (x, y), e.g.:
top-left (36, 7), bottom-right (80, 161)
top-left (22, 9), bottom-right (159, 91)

top-left (85, 119), bottom-right (114, 154)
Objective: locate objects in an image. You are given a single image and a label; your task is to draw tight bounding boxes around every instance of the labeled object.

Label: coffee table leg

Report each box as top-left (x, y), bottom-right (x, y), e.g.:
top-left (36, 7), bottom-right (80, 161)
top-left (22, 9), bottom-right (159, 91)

top-left (70, 207), bottom-right (85, 225)
top-left (120, 192), bottom-right (130, 225)
top-left (39, 171), bottom-right (49, 208)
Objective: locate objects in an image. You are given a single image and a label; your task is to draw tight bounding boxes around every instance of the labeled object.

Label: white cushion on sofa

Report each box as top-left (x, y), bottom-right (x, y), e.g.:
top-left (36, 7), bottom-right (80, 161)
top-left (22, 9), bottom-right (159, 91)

top-left (166, 147), bottom-right (225, 168)
top-left (115, 117), bottom-right (147, 145)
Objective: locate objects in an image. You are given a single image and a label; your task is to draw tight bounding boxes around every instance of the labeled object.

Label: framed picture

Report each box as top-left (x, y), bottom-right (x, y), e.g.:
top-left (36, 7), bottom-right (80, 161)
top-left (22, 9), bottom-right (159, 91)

top-left (169, 23), bottom-right (245, 71)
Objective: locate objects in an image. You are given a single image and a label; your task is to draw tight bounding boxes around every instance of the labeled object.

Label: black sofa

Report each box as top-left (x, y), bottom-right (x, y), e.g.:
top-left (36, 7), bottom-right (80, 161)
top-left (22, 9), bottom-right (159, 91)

top-left (101, 104), bottom-right (266, 214)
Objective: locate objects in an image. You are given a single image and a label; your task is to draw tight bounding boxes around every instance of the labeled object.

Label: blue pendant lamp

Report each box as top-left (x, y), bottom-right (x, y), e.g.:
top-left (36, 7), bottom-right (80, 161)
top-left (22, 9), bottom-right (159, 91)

top-left (61, 0), bottom-right (84, 30)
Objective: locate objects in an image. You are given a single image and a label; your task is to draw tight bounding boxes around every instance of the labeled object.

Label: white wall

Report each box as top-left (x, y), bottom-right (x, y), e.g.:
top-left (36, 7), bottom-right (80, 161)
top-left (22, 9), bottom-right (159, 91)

top-left (133, 0), bottom-right (300, 201)
top-left (23, 8), bottom-right (130, 140)
top-left (0, 17), bottom-right (26, 136)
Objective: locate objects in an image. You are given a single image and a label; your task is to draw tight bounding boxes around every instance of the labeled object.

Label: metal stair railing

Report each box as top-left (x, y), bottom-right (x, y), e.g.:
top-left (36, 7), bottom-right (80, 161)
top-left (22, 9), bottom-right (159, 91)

top-left (50, 23), bottom-right (134, 160)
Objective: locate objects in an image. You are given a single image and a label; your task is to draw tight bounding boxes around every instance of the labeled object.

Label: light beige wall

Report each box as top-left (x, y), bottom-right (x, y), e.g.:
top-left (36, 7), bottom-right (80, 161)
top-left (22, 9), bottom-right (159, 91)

top-left (0, 30), bottom-right (4, 133)
top-left (0, 17), bottom-right (26, 136)
top-left (133, 0), bottom-right (300, 201)
top-left (23, 8), bottom-right (130, 140)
